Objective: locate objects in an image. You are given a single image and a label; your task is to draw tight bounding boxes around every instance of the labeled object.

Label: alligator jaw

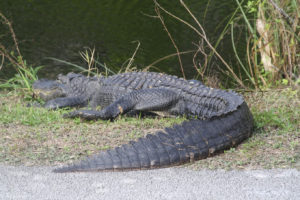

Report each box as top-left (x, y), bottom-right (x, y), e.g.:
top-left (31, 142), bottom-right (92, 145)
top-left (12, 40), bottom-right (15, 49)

top-left (33, 79), bottom-right (66, 101)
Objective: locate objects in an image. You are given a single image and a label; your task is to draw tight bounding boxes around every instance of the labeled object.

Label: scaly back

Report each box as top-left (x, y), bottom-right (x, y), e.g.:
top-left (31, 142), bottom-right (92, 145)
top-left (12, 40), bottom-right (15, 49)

top-left (102, 72), bottom-right (244, 119)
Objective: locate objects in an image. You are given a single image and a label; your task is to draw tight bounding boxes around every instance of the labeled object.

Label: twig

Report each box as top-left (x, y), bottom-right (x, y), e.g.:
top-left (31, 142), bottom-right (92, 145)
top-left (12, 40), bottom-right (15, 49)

top-left (125, 40), bottom-right (140, 72)
top-left (0, 11), bottom-right (25, 68)
top-left (0, 52), bottom-right (4, 70)
top-left (246, 35), bottom-right (256, 86)
top-left (155, 6), bottom-right (186, 79)
top-left (192, 40), bottom-right (208, 78)
top-left (192, 45), bottom-right (203, 77)
top-left (0, 45), bottom-right (21, 68)
top-left (153, 0), bottom-right (246, 88)
top-left (268, 0), bottom-right (294, 26)
top-left (145, 50), bottom-right (195, 70)
top-left (268, 0), bottom-right (299, 41)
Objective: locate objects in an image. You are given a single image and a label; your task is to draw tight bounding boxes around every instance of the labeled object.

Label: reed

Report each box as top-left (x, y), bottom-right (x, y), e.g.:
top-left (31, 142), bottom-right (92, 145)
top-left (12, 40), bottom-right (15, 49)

top-left (236, 0), bottom-right (299, 87)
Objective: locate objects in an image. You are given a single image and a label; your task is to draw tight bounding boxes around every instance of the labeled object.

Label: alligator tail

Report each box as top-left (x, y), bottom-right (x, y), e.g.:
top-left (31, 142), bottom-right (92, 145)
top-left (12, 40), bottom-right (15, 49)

top-left (53, 102), bottom-right (253, 173)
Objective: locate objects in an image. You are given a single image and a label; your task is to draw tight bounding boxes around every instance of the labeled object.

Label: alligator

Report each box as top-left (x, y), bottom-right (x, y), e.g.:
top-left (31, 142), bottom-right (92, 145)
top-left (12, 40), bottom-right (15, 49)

top-left (33, 72), bottom-right (254, 172)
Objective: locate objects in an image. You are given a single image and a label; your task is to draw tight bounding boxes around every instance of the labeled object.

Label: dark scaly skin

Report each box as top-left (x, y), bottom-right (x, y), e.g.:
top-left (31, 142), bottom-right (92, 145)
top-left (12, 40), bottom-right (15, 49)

top-left (32, 72), bottom-right (254, 172)
top-left (32, 73), bottom-right (102, 109)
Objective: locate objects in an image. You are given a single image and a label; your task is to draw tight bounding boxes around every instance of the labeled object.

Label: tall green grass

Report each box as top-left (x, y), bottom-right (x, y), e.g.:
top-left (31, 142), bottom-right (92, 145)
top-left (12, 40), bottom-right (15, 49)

top-left (234, 0), bottom-right (299, 88)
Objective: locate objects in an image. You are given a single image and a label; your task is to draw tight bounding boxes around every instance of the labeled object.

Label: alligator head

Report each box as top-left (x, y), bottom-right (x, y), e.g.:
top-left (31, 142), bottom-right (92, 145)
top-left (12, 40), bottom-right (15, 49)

top-left (32, 79), bottom-right (67, 101)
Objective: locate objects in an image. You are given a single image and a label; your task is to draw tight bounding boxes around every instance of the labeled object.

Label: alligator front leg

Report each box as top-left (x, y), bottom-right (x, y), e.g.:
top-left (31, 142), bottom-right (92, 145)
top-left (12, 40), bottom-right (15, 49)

top-left (44, 96), bottom-right (87, 109)
top-left (64, 88), bottom-right (185, 120)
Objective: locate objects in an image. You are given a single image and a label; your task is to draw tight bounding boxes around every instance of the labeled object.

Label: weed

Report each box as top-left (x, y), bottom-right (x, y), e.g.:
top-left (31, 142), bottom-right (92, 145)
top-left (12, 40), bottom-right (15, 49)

top-left (149, 0), bottom-right (299, 88)
top-left (0, 12), bottom-right (42, 91)
top-left (153, 0), bottom-right (246, 88)
top-left (233, 0), bottom-right (299, 87)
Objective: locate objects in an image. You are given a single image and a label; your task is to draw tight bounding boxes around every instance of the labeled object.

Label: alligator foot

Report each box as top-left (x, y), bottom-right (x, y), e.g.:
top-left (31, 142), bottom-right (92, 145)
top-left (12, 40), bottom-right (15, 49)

top-left (44, 97), bottom-right (87, 110)
top-left (64, 110), bottom-right (104, 120)
top-left (64, 108), bottom-right (120, 120)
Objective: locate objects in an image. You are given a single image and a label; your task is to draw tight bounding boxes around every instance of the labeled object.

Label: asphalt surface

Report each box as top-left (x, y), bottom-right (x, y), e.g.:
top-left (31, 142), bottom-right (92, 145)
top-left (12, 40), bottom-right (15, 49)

top-left (0, 165), bottom-right (299, 200)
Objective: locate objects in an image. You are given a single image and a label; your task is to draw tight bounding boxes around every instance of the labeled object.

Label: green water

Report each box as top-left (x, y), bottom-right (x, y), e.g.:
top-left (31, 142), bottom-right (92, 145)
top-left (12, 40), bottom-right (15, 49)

top-left (0, 0), bottom-right (242, 79)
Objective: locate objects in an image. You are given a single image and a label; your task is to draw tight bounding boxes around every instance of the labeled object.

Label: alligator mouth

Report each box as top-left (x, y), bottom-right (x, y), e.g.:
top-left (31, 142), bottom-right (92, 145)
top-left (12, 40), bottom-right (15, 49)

top-left (32, 80), bottom-right (66, 101)
top-left (33, 88), bottom-right (66, 101)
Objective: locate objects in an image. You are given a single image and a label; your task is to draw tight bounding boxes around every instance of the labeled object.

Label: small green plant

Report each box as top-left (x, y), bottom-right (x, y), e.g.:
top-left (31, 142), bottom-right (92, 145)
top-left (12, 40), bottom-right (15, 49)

top-left (0, 64), bottom-right (42, 90)
top-left (46, 47), bottom-right (117, 78)
top-left (47, 41), bottom-right (141, 78)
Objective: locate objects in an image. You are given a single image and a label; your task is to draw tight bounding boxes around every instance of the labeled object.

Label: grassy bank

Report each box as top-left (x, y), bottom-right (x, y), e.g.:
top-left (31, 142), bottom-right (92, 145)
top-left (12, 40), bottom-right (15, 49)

top-left (0, 2), bottom-right (299, 170)
top-left (0, 90), bottom-right (185, 166)
top-left (0, 87), bottom-right (299, 170)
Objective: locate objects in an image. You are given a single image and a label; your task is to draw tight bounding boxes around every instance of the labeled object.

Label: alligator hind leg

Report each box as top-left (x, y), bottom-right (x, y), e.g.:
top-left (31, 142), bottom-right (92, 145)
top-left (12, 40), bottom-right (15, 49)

top-left (64, 88), bottom-right (184, 120)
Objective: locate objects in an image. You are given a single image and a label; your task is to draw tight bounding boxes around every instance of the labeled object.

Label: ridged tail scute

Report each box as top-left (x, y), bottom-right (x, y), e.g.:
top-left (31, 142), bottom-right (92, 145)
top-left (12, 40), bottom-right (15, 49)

top-left (53, 102), bottom-right (253, 173)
